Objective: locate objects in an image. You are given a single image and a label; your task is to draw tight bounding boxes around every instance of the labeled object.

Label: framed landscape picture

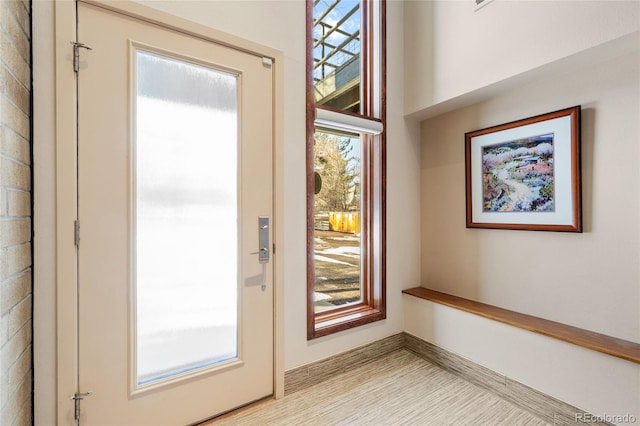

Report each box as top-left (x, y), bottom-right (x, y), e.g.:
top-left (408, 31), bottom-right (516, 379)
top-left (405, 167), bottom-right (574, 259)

top-left (465, 106), bottom-right (582, 232)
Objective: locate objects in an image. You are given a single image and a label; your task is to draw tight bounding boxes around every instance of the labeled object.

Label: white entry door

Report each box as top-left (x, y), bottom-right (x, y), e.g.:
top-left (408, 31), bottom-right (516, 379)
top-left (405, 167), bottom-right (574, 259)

top-left (74, 2), bottom-right (273, 424)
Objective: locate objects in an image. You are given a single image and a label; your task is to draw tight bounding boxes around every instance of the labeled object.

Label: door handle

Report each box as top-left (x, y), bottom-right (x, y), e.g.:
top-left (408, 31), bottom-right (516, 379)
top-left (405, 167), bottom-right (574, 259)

top-left (249, 216), bottom-right (269, 262)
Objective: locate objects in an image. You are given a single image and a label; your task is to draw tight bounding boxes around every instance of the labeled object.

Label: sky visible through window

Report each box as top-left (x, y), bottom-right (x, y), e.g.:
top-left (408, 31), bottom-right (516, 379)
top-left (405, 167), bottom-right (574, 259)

top-left (313, 0), bottom-right (361, 85)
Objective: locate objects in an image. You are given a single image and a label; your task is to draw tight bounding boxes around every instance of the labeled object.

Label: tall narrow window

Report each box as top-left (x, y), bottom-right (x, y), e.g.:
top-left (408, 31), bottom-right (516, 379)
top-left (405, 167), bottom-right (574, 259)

top-left (307, 0), bottom-right (386, 339)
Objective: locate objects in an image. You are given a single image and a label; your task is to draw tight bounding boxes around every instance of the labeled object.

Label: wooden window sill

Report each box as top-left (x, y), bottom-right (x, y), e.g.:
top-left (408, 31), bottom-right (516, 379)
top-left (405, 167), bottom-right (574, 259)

top-left (403, 287), bottom-right (640, 364)
top-left (311, 305), bottom-right (386, 339)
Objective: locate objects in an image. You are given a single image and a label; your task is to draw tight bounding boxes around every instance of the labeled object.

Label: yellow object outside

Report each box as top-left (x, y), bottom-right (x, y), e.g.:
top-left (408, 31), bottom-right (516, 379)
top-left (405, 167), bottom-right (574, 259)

top-left (328, 212), bottom-right (359, 233)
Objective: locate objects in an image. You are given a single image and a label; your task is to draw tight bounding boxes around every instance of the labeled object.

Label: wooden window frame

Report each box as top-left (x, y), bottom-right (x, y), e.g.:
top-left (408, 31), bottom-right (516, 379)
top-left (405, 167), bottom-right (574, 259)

top-left (306, 0), bottom-right (386, 339)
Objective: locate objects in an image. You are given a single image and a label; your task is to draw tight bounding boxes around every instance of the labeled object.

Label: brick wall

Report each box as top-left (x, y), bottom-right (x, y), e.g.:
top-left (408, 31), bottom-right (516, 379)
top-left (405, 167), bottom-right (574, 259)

top-left (0, 0), bottom-right (33, 425)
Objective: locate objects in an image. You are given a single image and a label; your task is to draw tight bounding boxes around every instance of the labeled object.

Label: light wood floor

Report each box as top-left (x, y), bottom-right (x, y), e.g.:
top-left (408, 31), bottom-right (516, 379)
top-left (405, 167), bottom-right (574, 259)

top-left (203, 350), bottom-right (550, 425)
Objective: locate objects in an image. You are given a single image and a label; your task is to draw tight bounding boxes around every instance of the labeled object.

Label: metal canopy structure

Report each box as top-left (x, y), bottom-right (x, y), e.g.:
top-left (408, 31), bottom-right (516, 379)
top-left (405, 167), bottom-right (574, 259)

top-left (313, 0), bottom-right (361, 113)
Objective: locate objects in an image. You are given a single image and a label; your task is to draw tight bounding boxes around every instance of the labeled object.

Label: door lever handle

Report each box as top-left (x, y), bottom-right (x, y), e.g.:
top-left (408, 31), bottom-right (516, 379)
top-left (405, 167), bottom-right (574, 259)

top-left (252, 216), bottom-right (270, 262)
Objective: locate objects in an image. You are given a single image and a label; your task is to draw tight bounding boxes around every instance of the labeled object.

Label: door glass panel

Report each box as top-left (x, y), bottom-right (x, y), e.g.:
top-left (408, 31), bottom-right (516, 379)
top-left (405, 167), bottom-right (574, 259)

top-left (313, 129), bottom-right (362, 312)
top-left (135, 50), bottom-right (238, 385)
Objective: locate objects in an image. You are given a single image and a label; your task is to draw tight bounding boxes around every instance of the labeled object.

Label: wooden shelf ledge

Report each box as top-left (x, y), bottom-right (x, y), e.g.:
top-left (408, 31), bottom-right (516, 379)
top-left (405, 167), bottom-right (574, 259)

top-left (403, 287), bottom-right (640, 364)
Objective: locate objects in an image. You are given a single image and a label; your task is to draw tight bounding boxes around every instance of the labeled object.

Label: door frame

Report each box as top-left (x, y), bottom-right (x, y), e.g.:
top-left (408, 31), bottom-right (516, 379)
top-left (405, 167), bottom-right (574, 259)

top-left (51, 1), bottom-right (284, 423)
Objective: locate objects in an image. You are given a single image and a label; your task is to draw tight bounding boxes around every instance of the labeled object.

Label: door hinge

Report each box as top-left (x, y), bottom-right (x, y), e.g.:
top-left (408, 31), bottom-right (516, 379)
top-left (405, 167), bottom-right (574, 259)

top-left (70, 391), bottom-right (93, 423)
top-left (71, 41), bottom-right (93, 72)
top-left (74, 220), bottom-right (80, 247)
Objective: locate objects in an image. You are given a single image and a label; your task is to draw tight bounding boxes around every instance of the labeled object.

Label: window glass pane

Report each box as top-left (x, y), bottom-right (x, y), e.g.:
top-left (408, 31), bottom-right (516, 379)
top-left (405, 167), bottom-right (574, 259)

top-left (313, 130), bottom-right (362, 312)
top-left (313, 0), bottom-right (361, 113)
top-left (135, 50), bottom-right (238, 385)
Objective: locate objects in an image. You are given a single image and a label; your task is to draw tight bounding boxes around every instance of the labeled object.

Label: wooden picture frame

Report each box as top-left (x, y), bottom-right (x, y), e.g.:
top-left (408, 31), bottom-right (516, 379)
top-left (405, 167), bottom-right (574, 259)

top-left (465, 106), bottom-right (582, 232)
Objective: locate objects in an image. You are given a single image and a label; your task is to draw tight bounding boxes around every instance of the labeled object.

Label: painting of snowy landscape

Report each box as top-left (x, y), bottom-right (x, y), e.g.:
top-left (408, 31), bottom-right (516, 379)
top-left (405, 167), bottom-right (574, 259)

top-left (482, 134), bottom-right (555, 212)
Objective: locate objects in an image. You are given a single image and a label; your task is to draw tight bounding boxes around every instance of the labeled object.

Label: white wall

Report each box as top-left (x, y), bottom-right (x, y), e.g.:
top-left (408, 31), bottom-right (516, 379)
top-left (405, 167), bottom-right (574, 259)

top-left (404, 2), bottom-right (640, 421)
top-left (404, 0), bottom-right (640, 116)
top-left (404, 296), bottom-right (640, 422)
top-left (420, 50), bottom-right (639, 341)
top-left (414, 45), bottom-right (640, 420)
top-left (33, 1), bottom-right (421, 422)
